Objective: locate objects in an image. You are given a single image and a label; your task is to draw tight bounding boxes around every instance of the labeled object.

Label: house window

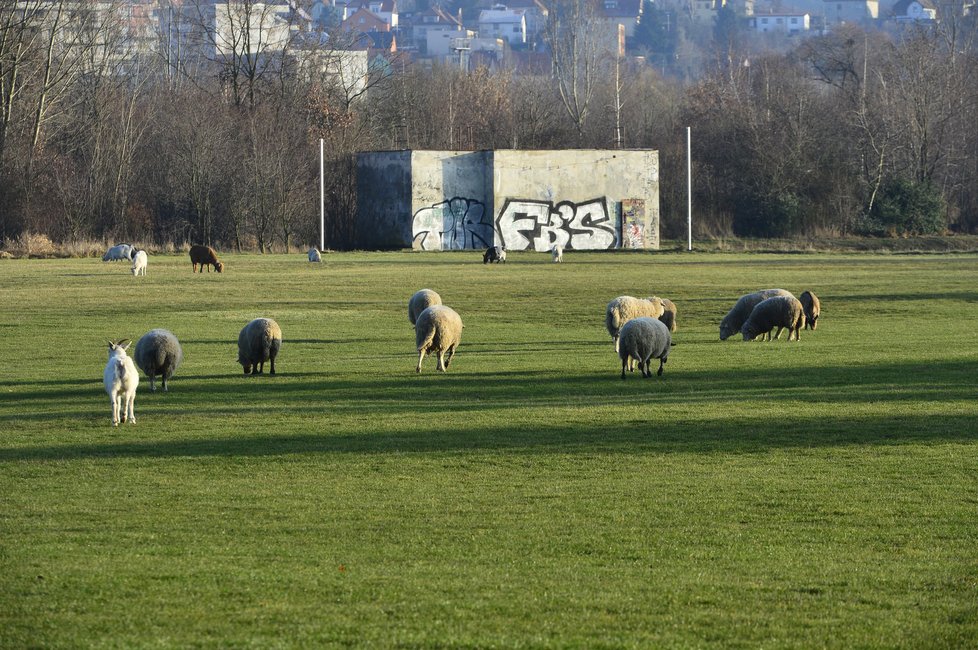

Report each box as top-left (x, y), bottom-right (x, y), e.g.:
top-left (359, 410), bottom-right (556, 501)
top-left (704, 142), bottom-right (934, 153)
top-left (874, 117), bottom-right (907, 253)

top-left (513, 25), bottom-right (520, 32)
top-left (790, 17), bottom-right (798, 23)
top-left (761, 17), bottom-right (768, 23)
top-left (776, 17), bottom-right (783, 23)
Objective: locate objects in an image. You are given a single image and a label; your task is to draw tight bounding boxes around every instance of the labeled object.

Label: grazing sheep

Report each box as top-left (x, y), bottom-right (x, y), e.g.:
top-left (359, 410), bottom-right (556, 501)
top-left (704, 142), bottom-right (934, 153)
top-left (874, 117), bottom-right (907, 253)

top-left (658, 298), bottom-right (678, 332)
top-left (189, 245), bottom-right (224, 273)
top-left (308, 248), bottom-right (322, 262)
top-left (102, 243), bottom-right (134, 262)
top-left (131, 250), bottom-right (147, 276)
top-left (238, 318), bottom-right (282, 375)
top-left (618, 317), bottom-right (672, 379)
top-left (800, 290), bottom-right (820, 330)
top-left (134, 329), bottom-right (183, 392)
top-left (483, 246), bottom-right (506, 264)
top-left (605, 295), bottom-right (666, 352)
top-left (719, 289), bottom-right (795, 340)
top-left (103, 339), bottom-right (139, 426)
top-left (415, 305), bottom-right (463, 373)
top-left (741, 295), bottom-right (806, 342)
top-left (551, 245), bottom-right (563, 263)
top-left (408, 289), bottom-right (443, 327)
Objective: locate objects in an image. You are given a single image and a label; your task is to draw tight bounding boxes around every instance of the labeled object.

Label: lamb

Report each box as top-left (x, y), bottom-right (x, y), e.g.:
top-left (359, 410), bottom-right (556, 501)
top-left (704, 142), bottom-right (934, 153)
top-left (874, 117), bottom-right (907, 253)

top-left (238, 318), bottom-right (282, 375)
top-left (131, 250), bottom-right (147, 276)
top-left (741, 295), bottom-right (806, 342)
top-left (618, 317), bottom-right (672, 379)
top-left (102, 243), bottom-right (134, 262)
top-left (658, 298), bottom-right (678, 332)
top-left (719, 289), bottom-right (795, 340)
top-left (483, 246), bottom-right (506, 264)
top-left (134, 329), bottom-right (183, 392)
top-left (605, 295), bottom-right (666, 352)
top-left (408, 289), bottom-right (443, 327)
top-left (800, 290), bottom-right (820, 330)
top-left (189, 245), bottom-right (224, 273)
top-left (308, 248), bottom-right (322, 262)
top-left (551, 245), bottom-right (563, 263)
top-left (103, 339), bottom-right (139, 426)
top-left (415, 305), bottom-right (463, 373)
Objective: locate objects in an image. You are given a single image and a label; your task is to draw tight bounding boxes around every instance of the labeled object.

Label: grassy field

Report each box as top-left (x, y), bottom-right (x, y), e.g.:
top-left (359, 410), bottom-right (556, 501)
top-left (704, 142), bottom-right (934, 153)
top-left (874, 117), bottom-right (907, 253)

top-left (1, 250), bottom-right (976, 648)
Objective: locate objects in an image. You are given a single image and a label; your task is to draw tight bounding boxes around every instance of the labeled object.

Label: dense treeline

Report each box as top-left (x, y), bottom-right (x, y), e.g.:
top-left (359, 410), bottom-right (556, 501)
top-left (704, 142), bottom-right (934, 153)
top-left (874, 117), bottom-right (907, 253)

top-left (1, 2), bottom-right (976, 250)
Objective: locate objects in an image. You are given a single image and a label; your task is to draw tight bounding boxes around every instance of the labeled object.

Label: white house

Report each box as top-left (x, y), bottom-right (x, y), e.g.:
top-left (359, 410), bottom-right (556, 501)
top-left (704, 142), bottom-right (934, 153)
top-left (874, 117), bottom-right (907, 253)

top-left (889, 0), bottom-right (937, 21)
top-left (478, 7), bottom-right (527, 45)
top-left (749, 9), bottom-right (812, 32)
top-left (822, 0), bottom-right (878, 24)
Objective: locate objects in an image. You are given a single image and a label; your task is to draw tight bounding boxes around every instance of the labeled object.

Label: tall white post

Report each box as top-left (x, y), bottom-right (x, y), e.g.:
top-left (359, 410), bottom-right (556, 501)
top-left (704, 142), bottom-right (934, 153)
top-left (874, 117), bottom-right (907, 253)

top-left (319, 138), bottom-right (325, 252)
top-left (687, 126), bottom-right (692, 252)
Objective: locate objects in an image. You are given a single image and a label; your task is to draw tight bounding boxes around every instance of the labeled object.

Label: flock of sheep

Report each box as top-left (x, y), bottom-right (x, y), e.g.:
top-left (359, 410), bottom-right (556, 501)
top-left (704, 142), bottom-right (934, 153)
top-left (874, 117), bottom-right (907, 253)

top-left (98, 242), bottom-right (821, 425)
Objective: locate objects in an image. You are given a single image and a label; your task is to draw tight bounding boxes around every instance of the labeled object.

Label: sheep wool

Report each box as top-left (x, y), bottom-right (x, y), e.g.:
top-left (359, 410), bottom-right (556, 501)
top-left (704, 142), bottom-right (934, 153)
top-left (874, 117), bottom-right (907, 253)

top-left (103, 339), bottom-right (139, 426)
top-left (134, 329), bottom-right (183, 392)
top-left (308, 248), bottom-right (322, 262)
top-left (741, 295), bottom-right (806, 342)
top-left (408, 289), bottom-right (443, 326)
top-left (551, 245), bottom-right (563, 263)
top-left (415, 305), bottom-right (463, 373)
top-left (618, 317), bottom-right (672, 379)
top-left (800, 290), bottom-right (820, 330)
top-left (605, 295), bottom-right (666, 352)
top-left (238, 318), bottom-right (282, 375)
top-left (719, 289), bottom-right (795, 340)
top-left (102, 243), bottom-right (134, 262)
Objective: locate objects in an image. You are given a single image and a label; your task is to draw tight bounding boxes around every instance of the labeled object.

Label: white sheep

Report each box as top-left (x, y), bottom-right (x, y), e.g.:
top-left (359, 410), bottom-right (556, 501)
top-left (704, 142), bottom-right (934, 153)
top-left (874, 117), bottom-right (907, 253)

top-left (131, 250), bottom-right (147, 276)
top-left (659, 298), bottom-right (678, 332)
top-left (408, 289), bottom-right (443, 327)
top-left (238, 318), bottom-right (282, 375)
top-left (415, 305), bottom-right (463, 373)
top-left (618, 317), bottom-right (671, 379)
top-left (719, 289), bottom-right (795, 340)
top-left (551, 245), bottom-right (563, 263)
top-left (741, 295), bottom-right (806, 341)
top-left (800, 290), bottom-right (820, 330)
top-left (102, 243), bottom-right (134, 262)
top-left (308, 248), bottom-right (322, 262)
top-left (103, 339), bottom-right (139, 426)
top-left (134, 329), bottom-right (183, 392)
top-left (605, 295), bottom-right (666, 352)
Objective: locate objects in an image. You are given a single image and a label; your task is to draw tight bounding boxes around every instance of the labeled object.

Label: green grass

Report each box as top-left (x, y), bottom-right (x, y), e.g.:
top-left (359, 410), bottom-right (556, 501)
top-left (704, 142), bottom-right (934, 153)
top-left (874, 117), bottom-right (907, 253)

top-left (1, 250), bottom-right (976, 648)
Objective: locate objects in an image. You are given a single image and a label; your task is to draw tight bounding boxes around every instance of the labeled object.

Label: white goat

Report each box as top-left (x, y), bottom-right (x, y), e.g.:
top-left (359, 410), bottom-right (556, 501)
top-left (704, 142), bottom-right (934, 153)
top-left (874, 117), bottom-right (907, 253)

top-left (103, 339), bottom-right (139, 426)
top-left (551, 245), bottom-right (563, 263)
top-left (131, 250), bottom-right (147, 276)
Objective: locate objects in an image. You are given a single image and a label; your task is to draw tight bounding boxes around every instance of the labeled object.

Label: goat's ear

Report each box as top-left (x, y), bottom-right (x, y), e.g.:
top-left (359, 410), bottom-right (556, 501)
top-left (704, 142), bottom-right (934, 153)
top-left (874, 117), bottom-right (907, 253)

top-left (107, 340), bottom-right (116, 350)
top-left (118, 339), bottom-right (131, 350)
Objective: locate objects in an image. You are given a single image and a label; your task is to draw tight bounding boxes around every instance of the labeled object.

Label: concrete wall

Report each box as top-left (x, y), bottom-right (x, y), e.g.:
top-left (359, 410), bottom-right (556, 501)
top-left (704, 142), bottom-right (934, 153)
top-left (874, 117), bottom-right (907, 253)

top-left (356, 149), bottom-right (659, 251)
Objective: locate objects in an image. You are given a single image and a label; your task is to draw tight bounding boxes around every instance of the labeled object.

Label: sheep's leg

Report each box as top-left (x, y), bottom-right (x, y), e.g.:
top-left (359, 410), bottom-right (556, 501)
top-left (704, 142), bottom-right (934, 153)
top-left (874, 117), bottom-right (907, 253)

top-left (269, 355), bottom-right (276, 375)
top-left (444, 346), bottom-right (456, 370)
top-left (642, 359), bottom-right (652, 378)
top-left (620, 356), bottom-right (628, 379)
top-left (657, 357), bottom-right (666, 376)
top-left (149, 374), bottom-right (156, 392)
top-left (613, 335), bottom-right (619, 353)
top-left (774, 327), bottom-right (784, 340)
top-left (436, 351), bottom-right (446, 372)
top-left (161, 375), bottom-right (168, 392)
top-left (416, 349), bottom-right (426, 373)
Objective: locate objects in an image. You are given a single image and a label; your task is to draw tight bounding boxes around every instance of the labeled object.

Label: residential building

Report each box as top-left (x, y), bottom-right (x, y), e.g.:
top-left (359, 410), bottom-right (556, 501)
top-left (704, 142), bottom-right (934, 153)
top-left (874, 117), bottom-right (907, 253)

top-left (478, 7), bottom-right (527, 45)
top-left (822, 0), bottom-right (879, 24)
top-left (748, 8), bottom-right (811, 31)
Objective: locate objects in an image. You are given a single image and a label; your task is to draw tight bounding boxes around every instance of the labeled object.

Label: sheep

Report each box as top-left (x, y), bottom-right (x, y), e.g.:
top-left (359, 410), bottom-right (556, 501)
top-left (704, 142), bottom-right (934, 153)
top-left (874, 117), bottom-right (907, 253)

top-left (483, 246), bottom-right (506, 264)
top-left (238, 318), bottom-right (282, 375)
top-left (131, 250), bottom-right (147, 276)
top-left (415, 305), bottom-right (463, 373)
top-left (605, 295), bottom-right (666, 352)
top-left (102, 243), bottom-right (134, 262)
top-left (408, 289), bottom-right (443, 327)
top-left (658, 298), bottom-right (678, 332)
top-left (618, 317), bottom-right (671, 379)
top-left (308, 248), bottom-right (322, 262)
top-left (551, 245), bottom-right (563, 263)
top-left (719, 289), bottom-right (795, 340)
top-left (103, 339), bottom-right (139, 426)
top-left (190, 245), bottom-right (224, 273)
top-left (800, 290), bottom-right (820, 330)
top-left (741, 295), bottom-right (806, 342)
top-left (134, 329), bottom-right (183, 392)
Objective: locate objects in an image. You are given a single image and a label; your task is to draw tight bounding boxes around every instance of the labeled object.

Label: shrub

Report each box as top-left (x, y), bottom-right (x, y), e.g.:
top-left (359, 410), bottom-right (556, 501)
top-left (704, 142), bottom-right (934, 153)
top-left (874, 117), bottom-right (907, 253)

top-left (861, 179), bottom-right (946, 237)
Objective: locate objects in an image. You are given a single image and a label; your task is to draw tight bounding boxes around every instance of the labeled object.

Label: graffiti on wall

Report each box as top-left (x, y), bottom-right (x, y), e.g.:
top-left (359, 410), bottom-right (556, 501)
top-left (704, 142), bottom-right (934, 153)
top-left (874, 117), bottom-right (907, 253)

top-left (412, 197), bottom-right (493, 251)
top-left (495, 198), bottom-right (618, 251)
top-left (621, 199), bottom-right (646, 249)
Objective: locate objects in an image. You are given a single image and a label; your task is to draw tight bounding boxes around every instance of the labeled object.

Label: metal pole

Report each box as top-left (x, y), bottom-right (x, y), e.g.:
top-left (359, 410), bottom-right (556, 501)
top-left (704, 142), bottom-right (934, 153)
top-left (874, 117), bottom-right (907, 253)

top-left (687, 126), bottom-right (692, 252)
top-left (319, 138), bottom-right (325, 252)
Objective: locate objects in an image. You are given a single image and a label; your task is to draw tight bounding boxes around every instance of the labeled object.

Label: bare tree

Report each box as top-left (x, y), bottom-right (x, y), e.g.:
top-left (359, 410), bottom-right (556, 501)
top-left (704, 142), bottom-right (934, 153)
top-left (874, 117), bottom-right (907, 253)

top-left (543, 0), bottom-right (601, 141)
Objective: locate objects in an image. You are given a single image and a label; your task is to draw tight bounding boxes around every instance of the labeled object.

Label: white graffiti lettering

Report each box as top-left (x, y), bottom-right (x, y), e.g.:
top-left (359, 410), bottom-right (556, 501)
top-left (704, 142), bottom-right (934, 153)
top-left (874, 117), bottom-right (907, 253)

top-left (412, 197), bottom-right (493, 251)
top-left (496, 198), bottom-right (618, 251)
